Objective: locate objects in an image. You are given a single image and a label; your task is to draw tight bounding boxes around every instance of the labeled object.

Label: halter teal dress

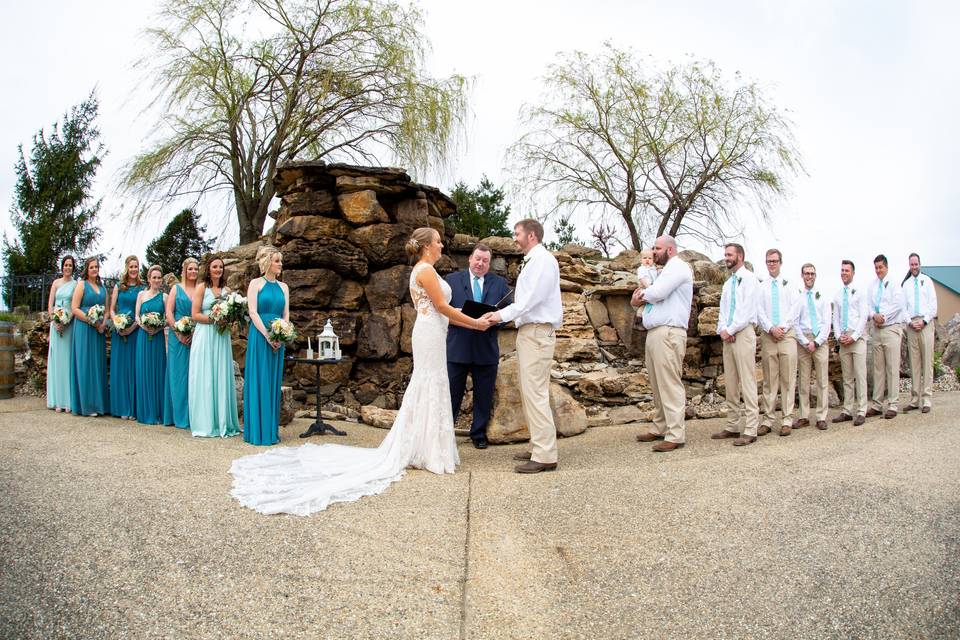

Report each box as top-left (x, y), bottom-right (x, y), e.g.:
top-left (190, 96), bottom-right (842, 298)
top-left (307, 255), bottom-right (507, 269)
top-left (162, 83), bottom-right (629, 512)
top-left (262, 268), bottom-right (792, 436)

top-left (188, 287), bottom-right (240, 438)
top-left (110, 284), bottom-right (144, 418)
top-left (69, 281), bottom-right (109, 416)
top-left (243, 280), bottom-right (286, 446)
top-left (163, 284), bottom-right (193, 429)
top-left (46, 279), bottom-right (77, 410)
top-left (135, 292), bottom-right (167, 425)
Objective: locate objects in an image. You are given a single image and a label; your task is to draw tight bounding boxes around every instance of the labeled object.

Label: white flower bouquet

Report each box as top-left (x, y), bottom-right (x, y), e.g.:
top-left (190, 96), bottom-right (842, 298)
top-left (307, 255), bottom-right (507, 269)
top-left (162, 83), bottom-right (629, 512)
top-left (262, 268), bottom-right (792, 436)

top-left (173, 316), bottom-right (195, 336)
top-left (86, 304), bottom-right (105, 325)
top-left (112, 312), bottom-right (132, 341)
top-left (51, 307), bottom-right (72, 327)
top-left (139, 311), bottom-right (165, 341)
top-left (267, 318), bottom-right (297, 345)
top-left (210, 292), bottom-right (248, 334)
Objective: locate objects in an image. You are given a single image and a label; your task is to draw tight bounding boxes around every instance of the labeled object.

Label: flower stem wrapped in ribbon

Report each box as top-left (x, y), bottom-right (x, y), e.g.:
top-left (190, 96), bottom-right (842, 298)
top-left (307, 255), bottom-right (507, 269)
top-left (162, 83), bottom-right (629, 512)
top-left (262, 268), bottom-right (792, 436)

top-left (267, 318), bottom-right (297, 345)
top-left (139, 311), bottom-right (165, 341)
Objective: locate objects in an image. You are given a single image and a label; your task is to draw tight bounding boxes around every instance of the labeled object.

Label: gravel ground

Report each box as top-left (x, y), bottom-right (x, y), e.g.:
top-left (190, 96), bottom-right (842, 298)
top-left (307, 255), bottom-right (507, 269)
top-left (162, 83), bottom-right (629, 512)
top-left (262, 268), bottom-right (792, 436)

top-left (1, 391), bottom-right (958, 639)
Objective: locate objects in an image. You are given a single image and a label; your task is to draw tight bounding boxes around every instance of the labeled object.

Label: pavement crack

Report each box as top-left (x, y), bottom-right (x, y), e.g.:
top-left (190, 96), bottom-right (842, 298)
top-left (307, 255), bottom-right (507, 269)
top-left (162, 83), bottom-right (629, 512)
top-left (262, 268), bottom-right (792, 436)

top-left (458, 470), bottom-right (474, 640)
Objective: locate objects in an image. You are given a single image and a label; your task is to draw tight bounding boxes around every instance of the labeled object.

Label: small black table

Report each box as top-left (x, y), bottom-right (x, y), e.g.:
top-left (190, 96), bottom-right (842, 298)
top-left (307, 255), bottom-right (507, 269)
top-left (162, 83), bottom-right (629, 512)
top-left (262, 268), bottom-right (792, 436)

top-left (288, 356), bottom-right (347, 438)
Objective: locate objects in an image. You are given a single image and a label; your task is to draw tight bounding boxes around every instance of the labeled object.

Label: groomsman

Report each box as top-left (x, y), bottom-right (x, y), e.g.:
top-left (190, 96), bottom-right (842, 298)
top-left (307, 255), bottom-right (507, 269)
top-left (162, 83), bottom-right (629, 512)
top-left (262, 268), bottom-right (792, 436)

top-left (866, 254), bottom-right (905, 419)
top-left (712, 243), bottom-right (761, 446)
top-left (445, 244), bottom-right (511, 449)
top-left (794, 263), bottom-right (831, 430)
top-left (901, 253), bottom-right (937, 414)
top-left (633, 235), bottom-right (694, 452)
top-left (757, 249), bottom-right (801, 436)
top-left (483, 219), bottom-right (563, 473)
top-left (832, 260), bottom-right (869, 425)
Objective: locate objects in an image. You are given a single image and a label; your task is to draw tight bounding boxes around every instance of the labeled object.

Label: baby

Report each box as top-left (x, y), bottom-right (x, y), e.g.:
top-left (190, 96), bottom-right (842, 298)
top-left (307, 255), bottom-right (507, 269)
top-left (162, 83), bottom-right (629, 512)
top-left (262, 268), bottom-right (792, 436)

top-left (631, 249), bottom-right (658, 329)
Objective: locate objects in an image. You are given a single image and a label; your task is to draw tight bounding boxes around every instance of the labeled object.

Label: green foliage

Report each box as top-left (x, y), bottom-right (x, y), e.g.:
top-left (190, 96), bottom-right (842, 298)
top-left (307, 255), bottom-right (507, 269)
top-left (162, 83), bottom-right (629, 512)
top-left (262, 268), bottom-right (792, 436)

top-left (509, 46), bottom-right (804, 250)
top-left (933, 351), bottom-right (944, 379)
top-left (3, 93), bottom-right (102, 276)
top-left (447, 176), bottom-right (512, 238)
top-left (546, 215), bottom-right (579, 251)
top-left (0, 311), bottom-right (24, 323)
top-left (124, 0), bottom-right (468, 244)
top-left (144, 208), bottom-right (215, 277)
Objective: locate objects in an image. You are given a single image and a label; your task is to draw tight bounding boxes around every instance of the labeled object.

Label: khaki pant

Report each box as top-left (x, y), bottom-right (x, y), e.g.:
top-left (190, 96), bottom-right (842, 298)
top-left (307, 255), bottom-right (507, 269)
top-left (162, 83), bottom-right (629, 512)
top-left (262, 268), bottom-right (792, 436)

top-left (870, 323), bottom-right (903, 413)
top-left (839, 337), bottom-right (867, 417)
top-left (759, 330), bottom-right (798, 427)
top-left (797, 337), bottom-right (829, 422)
top-left (722, 325), bottom-right (759, 437)
top-left (516, 323), bottom-right (558, 464)
top-left (645, 325), bottom-right (687, 443)
top-left (906, 320), bottom-right (935, 409)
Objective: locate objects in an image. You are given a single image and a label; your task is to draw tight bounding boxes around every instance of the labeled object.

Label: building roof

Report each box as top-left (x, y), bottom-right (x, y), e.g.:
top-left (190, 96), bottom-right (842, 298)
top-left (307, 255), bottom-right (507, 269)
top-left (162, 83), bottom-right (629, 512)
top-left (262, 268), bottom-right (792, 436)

top-left (924, 266), bottom-right (960, 295)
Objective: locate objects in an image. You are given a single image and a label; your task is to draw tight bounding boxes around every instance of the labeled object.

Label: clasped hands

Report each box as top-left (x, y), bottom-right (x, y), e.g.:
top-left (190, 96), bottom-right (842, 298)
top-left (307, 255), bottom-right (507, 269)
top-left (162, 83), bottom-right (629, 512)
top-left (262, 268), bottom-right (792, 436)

top-left (476, 311), bottom-right (501, 331)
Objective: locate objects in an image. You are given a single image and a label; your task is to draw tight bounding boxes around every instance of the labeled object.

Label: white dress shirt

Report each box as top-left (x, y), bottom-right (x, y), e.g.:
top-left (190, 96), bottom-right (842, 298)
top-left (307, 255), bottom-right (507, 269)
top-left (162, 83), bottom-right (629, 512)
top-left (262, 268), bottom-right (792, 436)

top-left (795, 287), bottom-right (831, 347)
top-left (866, 277), bottom-right (905, 326)
top-left (636, 265), bottom-right (658, 286)
top-left (498, 243), bottom-right (564, 329)
top-left (757, 275), bottom-right (802, 333)
top-left (901, 273), bottom-right (937, 324)
top-left (716, 266), bottom-right (759, 336)
top-left (639, 255), bottom-right (693, 330)
top-left (832, 284), bottom-right (868, 342)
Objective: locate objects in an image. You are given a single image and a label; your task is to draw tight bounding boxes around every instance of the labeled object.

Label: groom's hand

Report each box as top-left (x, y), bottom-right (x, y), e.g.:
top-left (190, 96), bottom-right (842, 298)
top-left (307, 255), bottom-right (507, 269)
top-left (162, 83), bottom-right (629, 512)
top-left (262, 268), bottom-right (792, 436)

top-left (481, 311), bottom-right (501, 325)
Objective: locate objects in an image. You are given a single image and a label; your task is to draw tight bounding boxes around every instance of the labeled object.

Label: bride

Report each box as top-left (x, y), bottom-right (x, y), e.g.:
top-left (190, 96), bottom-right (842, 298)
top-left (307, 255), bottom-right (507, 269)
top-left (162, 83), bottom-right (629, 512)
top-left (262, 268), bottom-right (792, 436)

top-left (230, 227), bottom-right (493, 515)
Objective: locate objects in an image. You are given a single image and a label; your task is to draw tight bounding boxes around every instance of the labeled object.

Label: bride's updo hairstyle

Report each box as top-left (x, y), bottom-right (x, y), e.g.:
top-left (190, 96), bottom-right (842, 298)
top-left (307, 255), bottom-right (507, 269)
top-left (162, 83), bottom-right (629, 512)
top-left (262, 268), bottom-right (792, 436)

top-left (405, 227), bottom-right (436, 263)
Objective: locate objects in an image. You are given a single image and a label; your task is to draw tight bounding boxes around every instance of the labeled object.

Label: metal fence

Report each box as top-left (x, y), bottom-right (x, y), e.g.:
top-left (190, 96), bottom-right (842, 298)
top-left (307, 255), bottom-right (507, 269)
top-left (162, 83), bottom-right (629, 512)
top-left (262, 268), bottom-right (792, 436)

top-left (1, 274), bottom-right (119, 313)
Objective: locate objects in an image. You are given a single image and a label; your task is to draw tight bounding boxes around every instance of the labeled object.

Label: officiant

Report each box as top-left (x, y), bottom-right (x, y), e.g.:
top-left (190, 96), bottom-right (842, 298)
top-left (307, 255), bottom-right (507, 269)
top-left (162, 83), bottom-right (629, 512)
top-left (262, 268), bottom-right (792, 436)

top-left (445, 243), bottom-right (511, 449)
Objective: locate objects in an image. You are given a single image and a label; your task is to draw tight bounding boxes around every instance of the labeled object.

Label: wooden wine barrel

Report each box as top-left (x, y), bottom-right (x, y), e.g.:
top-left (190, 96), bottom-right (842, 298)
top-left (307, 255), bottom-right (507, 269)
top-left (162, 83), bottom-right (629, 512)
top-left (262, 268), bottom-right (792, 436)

top-left (0, 321), bottom-right (16, 399)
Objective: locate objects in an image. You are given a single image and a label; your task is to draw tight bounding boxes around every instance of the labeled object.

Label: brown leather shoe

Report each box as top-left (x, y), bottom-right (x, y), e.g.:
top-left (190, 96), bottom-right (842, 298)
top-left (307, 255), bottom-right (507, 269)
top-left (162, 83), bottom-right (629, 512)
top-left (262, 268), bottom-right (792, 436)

top-left (793, 418), bottom-right (810, 428)
top-left (815, 420), bottom-right (828, 430)
top-left (853, 415), bottom-right (865, 426)
top-left (903, 405), bottom-right (917, 413)
top-left (514, 460), bottom-right (557, 474)
top-left (732, 435), bottom-right (757, 446)
top-left (779, 426), bottom-right (792, 436)
top-left (512, 451), bottom-right (532, 461)
top-left (921, 406), bottom-right (931, 414)
top-left (832, 413), bottom-right (853, 423)
top-left (651, 441), bottom-right (684, 452)
top-left (636, 432), bottom-right (664, 443)
top-left (757, 425), bottom-right (772, 436)
top-left (884, 410), bottom-right (897, 419)
top-left (866, 408), bottom-right (882, 417)
top-left (711, 430), bottom-right (740, 439)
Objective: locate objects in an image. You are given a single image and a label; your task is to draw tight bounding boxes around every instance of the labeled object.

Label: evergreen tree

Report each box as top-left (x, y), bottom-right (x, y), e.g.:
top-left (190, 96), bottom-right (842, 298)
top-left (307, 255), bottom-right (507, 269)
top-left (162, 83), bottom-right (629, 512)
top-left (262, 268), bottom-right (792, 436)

top-left (144, 208), bottom-right (215, 276)
top-left (448, 176), bottom-right (512, 238)
top-left (546, 215), bottom-right (579, 250)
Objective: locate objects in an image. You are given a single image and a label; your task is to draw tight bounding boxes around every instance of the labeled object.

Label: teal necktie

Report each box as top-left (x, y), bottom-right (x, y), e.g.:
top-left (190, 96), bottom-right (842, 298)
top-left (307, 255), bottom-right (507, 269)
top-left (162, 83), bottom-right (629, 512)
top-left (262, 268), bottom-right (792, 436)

top-left (914, 277), bottom-right (920, 315)
top-left (727, 275), bottom-right (737, 325)
top-left (472, 276), bottom-right (482, 303)
top-left (771, 280), bottom-right (780, 326)
top-left (874, 279), bottom-right (884, 313)
top-left (806, 290), bottom-right (819, 336)
top-left (842, 286), bottom-right (849, 331)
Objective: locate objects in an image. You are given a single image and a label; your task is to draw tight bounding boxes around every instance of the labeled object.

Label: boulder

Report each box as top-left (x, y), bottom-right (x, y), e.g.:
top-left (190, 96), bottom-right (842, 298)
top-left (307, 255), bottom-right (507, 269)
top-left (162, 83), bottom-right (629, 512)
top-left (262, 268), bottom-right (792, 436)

top-left (280, 238), bottom-right (368, 279)
top-left (365, 265), bottom-right (413, 310)
top-left (487, 355), bottom-right (588, 443)
top-left (697, 307), bottom-right (720, 337)
top-left (427, 215), bottom-right (445, 235)
top-left (356, 308), bottom-right (401, 360)
top-left (354, 357), bottom-right (413, 392)
top-left (584, 297), bottom-right (610, 329)
top-left (690, 260), bottom-right (729, 286)
top-left (348, 223), bottom-right (412, 265)
top-left (554, 337), bottom-right (601, 362)
top-left (699, 284), bottom-right (722, 307)
top-left (399, 304), bottom-right (417, 354)
top-left (561, 243), bottom-right (602, 259)
top-left (281, 189), bottom-right (338, 217)
top-left (360, 405), bottom-right (398, 429)
top-left (288, 310), bottom-right (361, 346)
top-left (276, 215), bottom-right (353, 242)
top-left (605, 294), bottom-right (636, 344)
top-left (609, 250), bottom-right (642, 273)
top-left (283, 268), bottom-right (342, 308)
top-left (393, 197), bottom-right (430, 226)
top-left (279, 386), bottom-right (296, 426)
top-left (678, 249), bottom-right (713, 263)
top-left (606, 404), bottom-right (646, 425)
top-left (597, 325), bottom-right (619, 342)
top-left (337, 190), bottom-right (390, 225)
top-left (480, 236), bottom-right (522, 256)
top-left (329, 280), bottom-right (365, 310)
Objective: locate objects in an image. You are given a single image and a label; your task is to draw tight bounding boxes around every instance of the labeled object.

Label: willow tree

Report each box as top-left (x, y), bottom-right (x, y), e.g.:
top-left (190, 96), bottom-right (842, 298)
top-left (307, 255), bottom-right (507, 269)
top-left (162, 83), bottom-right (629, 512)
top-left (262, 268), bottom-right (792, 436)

top-left (508, 46), bottom-right (804, 250)
top-left (124, 0), bottom-right (467, 244)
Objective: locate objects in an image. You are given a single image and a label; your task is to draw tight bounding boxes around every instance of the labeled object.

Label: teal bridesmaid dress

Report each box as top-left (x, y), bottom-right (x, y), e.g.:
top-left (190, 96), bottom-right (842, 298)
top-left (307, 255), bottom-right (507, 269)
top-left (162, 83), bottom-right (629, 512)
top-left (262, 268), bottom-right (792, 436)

top-left (135, 293), bottom-right (166, 425)
top-left (188, 288), bottom-right (240, 437)
top-left (69, 282), bottom-right (109, 415)
top-left (110, 284), bottom-right (143, 418)
top-left (47, 279), bottom-right (77, 410)
top-left (163, 284), bottom-right (192, 429)
top-left (243, 280), bottom-right (286, 446)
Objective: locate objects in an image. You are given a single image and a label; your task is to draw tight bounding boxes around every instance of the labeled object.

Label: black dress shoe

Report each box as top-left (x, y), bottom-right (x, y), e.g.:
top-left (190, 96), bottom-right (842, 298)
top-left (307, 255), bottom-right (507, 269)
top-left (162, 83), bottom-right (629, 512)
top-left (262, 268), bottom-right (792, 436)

top-left (472, 439), bottom-right (488, 449)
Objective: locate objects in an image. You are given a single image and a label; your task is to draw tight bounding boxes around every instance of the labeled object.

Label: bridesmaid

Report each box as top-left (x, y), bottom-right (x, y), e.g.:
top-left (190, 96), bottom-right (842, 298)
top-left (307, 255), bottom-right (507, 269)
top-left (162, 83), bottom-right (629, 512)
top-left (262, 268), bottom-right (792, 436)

top-left (134, 265), bottom-right (168, 425)
top-left (46, 255), bottom-right (77, 412)
top-left (163, 257), bottom-right (198, 429)
top-left (69, 257), bottom-right (109, 416)
top-left (243, 246), bottom-right (290, 446)
top-left (109, 255), bottom-right (144, 420)
top-left (188, 255), bottom-right (240, 438)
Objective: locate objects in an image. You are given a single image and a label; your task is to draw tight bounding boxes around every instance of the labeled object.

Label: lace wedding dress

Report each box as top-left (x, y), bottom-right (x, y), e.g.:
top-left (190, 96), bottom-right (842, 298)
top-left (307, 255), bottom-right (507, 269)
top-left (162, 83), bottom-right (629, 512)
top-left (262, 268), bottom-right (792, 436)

top-left (230, 262), bottom-right (460, 515)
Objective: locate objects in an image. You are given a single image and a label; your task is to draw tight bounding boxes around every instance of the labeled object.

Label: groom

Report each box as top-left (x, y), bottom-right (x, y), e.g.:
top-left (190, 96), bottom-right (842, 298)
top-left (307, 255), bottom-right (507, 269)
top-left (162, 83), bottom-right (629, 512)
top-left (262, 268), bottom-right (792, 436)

top-left (482, 219), bottom-right (563, 473)
top-left (445, 243), bottom-right (511, 449)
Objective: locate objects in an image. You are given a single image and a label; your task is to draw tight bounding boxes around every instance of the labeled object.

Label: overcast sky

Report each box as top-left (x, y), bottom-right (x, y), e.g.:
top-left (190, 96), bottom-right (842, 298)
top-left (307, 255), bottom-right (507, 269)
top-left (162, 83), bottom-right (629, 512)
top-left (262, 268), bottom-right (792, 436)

top-left (1, 0), bottom-right (957, 296)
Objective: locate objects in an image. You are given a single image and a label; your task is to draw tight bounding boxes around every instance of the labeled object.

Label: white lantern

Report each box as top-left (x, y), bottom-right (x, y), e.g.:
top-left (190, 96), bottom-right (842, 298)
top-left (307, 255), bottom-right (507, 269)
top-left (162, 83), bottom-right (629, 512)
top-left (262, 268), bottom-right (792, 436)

top-left (318, 319), bottom-right (341, 360)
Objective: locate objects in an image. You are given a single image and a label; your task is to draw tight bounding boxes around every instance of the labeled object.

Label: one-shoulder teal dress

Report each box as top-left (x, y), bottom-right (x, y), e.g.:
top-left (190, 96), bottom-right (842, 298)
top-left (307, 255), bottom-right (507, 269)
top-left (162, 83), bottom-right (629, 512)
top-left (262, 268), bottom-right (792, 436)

top-left (47, 279), bottom-right (77, 410)
top-left (243, 280), bottom-right (286, 446)
top-left (188, 288), bottom-right (240, 438)
top-left (69, 282), bottom-right (109, 416)
top-left (163, 284), bottom-right (193, 429)
top-left (135, 292), bottom-right (167, 424)
top-left (110, 284), bottom-right (143, 418)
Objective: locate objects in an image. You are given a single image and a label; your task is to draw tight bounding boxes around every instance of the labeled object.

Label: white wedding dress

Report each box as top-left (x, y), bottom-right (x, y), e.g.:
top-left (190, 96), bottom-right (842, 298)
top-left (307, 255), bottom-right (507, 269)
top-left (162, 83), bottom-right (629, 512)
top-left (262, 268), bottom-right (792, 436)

top-left (230, 263), bottom-right (460, 515)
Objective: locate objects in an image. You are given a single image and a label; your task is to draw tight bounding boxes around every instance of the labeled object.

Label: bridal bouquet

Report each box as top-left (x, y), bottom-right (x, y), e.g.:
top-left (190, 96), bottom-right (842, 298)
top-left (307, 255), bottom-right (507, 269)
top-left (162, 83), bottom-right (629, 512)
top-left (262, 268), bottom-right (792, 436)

top-left (51, 307), bottom-right (72, 327)
top-left (139, 311), bottom-right (165, 340)
top-left (173, 316), bottom-right (195, 336)
top-left (210, 292), bottom-right (248, 334)
top-left (86, 304), bottom-right (105, 325)
top-left (112, 313), bottom-right (132, 341)
top-left (267, 318), bottom-right (297, 345)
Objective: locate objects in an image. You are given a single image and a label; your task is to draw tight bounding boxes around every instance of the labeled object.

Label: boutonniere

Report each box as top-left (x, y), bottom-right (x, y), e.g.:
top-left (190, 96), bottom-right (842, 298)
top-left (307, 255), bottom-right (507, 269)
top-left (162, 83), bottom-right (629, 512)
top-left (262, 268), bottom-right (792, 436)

top-left (782, 279), bottom-right (788, 286)
top-left (737, 276), bottom-right (742, 285)
top-left (851, 288), bottom-right (857, 295)
top-left (921, 279), bottom-right (925, 286)
top-left (883, 281), bottom-right (889, 289)
top-left (815, 291), bottom-right (821, 300)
